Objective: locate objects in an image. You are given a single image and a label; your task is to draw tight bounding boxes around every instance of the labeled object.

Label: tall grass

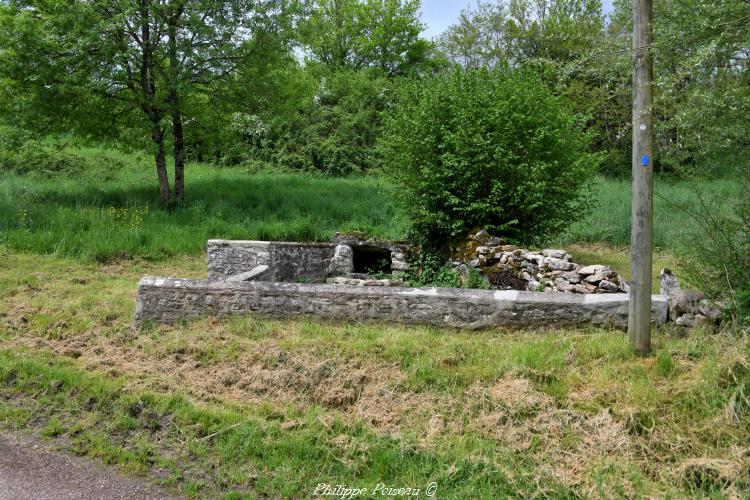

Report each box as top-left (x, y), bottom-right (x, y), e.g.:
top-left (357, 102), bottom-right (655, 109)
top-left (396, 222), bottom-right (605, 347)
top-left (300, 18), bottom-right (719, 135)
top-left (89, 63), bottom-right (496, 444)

top-left (0, 143), bottom-right (739, 261)
top-left (0, 145), bottom-right (407, 261)
top-left (556, 176), bottom-right (740, 250)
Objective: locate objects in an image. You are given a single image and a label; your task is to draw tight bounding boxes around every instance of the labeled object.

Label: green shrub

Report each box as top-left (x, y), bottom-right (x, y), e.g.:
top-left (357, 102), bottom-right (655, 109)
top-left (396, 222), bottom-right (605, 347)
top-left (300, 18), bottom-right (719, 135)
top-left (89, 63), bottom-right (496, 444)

top-left (678, 173), bottom-right (750, 326)
top-left (0, 128), bottom-right (129, 179)
top-left (379, 68), bottom-right (597, 246)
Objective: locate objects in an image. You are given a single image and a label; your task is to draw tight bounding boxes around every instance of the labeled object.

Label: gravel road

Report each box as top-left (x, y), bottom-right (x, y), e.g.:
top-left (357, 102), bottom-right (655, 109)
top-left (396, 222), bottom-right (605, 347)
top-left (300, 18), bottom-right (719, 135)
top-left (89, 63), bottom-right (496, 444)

top-left (0, 431), bottom-right (177, 499)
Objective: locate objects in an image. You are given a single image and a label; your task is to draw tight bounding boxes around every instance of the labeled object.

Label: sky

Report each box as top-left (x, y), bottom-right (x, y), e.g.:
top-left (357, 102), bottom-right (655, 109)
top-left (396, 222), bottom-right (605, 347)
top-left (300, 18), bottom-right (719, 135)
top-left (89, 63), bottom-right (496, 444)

top-left (419, 0), bottom-right (615, 39)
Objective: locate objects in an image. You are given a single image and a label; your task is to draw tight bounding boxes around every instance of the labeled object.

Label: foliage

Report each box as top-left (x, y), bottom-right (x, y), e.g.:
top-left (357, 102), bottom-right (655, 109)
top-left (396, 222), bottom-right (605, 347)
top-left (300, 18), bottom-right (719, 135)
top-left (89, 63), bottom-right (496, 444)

top-left (675, 174), bottom-right (750, 326)
top-left (380, 68), bottom-right (597, 246)
top-left (437, 0), bottom-right (604, 68)
top-left (648, 0), bottom-right (750, 177)
top-left (436, 1), bottom-right (631, 175)
top-left (0, 0), bottom-right (293, 201)
top-left (300, 0), bottom-right (431, 76)
top-left (268, 69), bottom-right (394, 175)
top-left (0, 128), bottom-right (128, 178)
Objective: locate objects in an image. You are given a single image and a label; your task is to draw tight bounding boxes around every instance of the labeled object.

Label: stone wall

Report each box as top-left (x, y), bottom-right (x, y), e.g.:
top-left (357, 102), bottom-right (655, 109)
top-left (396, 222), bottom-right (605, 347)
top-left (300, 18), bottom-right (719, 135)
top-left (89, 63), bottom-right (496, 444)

top-left (136, 277), bottom-right (668, 330)
top-left (207, 240), bottom-right (336, 283)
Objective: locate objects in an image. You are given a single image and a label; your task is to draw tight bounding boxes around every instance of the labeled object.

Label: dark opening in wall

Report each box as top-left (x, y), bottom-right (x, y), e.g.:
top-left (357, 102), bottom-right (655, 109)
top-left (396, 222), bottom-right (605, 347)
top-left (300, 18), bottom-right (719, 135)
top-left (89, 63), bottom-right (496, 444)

top-left (352, 246), bottom-right (392, 274)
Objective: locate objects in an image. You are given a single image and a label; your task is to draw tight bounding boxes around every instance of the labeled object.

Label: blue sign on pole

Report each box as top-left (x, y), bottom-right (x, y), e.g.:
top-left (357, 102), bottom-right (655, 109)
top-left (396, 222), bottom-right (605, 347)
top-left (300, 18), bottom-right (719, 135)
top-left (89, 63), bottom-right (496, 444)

top-left (641, 155), bottom-right (650, 167)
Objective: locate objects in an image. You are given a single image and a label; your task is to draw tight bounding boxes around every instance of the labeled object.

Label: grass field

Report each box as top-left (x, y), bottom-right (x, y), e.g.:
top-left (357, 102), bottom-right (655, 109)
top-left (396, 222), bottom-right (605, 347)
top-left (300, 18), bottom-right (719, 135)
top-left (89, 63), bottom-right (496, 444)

top-left (0, 144), bottom-right (740, 262)
top-left (0, 145), bottom-right (408, 261)
top-left (1, 252), bottom-right (749, 497)
top-left (1, 144), bottom-right (748, 497)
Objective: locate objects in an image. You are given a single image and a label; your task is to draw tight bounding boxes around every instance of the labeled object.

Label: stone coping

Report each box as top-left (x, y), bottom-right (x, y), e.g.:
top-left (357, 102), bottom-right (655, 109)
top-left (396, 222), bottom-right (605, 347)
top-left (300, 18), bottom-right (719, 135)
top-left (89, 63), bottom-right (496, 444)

top-left (208, 239), bottom-right (335, 248)
top-left (136, 277), bottom-right (668, 331)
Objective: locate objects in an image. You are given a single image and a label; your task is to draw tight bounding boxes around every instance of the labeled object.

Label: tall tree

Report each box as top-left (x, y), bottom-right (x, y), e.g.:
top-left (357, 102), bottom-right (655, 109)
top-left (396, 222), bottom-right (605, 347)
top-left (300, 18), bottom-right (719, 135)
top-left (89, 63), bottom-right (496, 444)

top-left (651, 0), bottom-right (750, 175)
top-left (301, 0), bottom-right (430, 76)
top-left (437, 1), bottom-right (511, 70)
top-left (0, 0), bottom-right (290, 201)
top-left (436, 1), bottom-right (623, 171)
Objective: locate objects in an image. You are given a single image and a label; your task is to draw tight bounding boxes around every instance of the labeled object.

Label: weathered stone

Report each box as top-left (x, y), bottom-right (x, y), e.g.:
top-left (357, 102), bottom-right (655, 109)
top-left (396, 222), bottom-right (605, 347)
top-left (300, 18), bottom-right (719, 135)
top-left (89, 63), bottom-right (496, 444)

top-left (210, 236), bottom-right (412, 283)
top-left (561, 271), bottom-right (581, 284)
top-left (331, 232), bottom-right (411, 273)
top-left (208, 240), bottom-right (335, 283)
top-left (675, 314), bottom-right (696, 327)
top-left (698, 299), bottom-right (722, 321)
top-left (136, 277), bottom-right (669, 330)
top-left (659, 268), bottom-right (681, 297)
top-left (669, 290), bottom-right (707, 321)
top-left (543, 257), bottom-right (576, 272)
top-left (470, 258), bottom-right (481, 268)
top-left (327, 277), bottom-right (403, 287)
top-left (583, 273), bottom-right (605, 284)
top-left (391, 259), bottom-right (409, 272)
top-left (470, 229), bottom-right (490, 241)
top-left (578, 264), bottom-right (606, 276)
top-left (225, 265), bottom-right (270, 283)
top-left (542, 249), bottom-right (567, 260)
top-left (455, 263), bottom-right (471, 284)
top-left (327, 245), bottom-right (354, 277)
top-left (467, 229), bottom-right (503, 246)
top-left (599, 280), bottom-right (619, 292)
top-left (554, 277), bottom-right (569, 289)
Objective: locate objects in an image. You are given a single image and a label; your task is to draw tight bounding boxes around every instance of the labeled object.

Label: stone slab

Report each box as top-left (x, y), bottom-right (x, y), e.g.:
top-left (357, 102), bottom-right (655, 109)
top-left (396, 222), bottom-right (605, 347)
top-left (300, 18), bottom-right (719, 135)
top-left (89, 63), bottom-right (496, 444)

top-left (207, 239), bottom-right (336, 283)
top-left (136, 277), bottom-right (668, 330)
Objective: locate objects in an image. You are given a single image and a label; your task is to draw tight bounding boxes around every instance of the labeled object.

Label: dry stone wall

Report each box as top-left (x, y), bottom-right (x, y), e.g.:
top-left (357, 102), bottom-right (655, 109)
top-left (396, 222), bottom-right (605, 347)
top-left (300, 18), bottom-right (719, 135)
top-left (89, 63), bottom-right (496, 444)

top-left (136, 277), bottom-right (668, 330)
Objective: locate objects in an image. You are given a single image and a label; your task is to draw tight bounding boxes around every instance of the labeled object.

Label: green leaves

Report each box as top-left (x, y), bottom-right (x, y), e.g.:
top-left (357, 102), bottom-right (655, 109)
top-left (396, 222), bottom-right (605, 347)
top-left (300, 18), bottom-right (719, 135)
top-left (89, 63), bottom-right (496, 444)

top-left (300, 0), bottom-right (430, 77)
top-left (380, 67), bottom-right (596, 245)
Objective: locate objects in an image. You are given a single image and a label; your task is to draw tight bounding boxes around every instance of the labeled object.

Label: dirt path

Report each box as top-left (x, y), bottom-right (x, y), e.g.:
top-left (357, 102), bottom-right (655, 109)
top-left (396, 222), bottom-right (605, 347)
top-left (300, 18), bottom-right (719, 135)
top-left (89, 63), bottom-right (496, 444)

top-left (0, 431), bottom-right (176, 500)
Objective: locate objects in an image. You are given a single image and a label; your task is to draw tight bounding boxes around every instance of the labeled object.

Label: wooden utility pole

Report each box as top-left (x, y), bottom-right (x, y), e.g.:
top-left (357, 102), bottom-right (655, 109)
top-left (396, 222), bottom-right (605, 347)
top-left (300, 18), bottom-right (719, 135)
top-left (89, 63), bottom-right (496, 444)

top-left (629, 0), bottom-right (653, 355)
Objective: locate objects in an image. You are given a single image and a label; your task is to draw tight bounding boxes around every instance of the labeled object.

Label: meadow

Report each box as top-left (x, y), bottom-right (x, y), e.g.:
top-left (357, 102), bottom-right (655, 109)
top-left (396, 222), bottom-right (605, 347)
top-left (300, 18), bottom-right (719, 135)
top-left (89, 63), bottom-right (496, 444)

top-left (0, 144), bottom-right (739, 263)
top-left (1, 145), bottom-right (748, 497)
top-left (0, 145), bottom-right (408, 261)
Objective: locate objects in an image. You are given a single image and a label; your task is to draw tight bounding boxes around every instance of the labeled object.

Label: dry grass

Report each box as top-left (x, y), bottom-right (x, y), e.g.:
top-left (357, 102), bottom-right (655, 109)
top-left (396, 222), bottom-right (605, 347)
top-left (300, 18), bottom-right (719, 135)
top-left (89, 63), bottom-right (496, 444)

top-left (2, 249), bottom-right (749, 496)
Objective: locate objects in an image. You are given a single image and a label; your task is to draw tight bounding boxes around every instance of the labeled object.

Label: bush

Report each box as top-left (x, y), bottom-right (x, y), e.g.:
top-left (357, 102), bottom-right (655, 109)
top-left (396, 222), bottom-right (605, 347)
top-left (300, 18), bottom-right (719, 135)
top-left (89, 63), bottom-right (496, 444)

top-left (0, 127), bottom-right (128, 178)
top-left (379, 68), bottom-right (597, 246)
top-left (678, 172), bottom-right (750, 326)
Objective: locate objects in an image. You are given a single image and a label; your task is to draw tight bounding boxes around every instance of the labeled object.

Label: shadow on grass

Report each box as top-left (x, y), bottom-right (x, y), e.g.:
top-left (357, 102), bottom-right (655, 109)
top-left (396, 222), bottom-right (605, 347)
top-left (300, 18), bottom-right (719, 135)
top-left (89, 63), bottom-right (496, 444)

top-left (0, 170), bottom-right (409, 261)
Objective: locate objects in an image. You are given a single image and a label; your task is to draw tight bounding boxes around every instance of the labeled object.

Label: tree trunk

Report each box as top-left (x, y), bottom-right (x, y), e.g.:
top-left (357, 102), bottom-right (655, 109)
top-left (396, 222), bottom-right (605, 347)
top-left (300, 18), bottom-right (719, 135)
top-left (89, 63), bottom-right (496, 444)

top-left (139, 0), bottom-right (170, 203)
top-left (172, 102), bottom-right (185, 201)
top-left (152, 125), bottom-right (171, 202)
top-left (168, 6), bottom-right (185, 201)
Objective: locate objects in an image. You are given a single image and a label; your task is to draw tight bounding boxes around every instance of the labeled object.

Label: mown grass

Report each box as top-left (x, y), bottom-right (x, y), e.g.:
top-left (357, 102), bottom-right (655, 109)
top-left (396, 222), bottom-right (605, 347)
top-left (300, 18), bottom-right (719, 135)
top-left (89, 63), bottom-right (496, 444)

top-left (1, 353), bottom-right (552, 498)
top-left (0, 143), bottom-right (741, 262)
top-left (2, 251), bottom-right (749, 497)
